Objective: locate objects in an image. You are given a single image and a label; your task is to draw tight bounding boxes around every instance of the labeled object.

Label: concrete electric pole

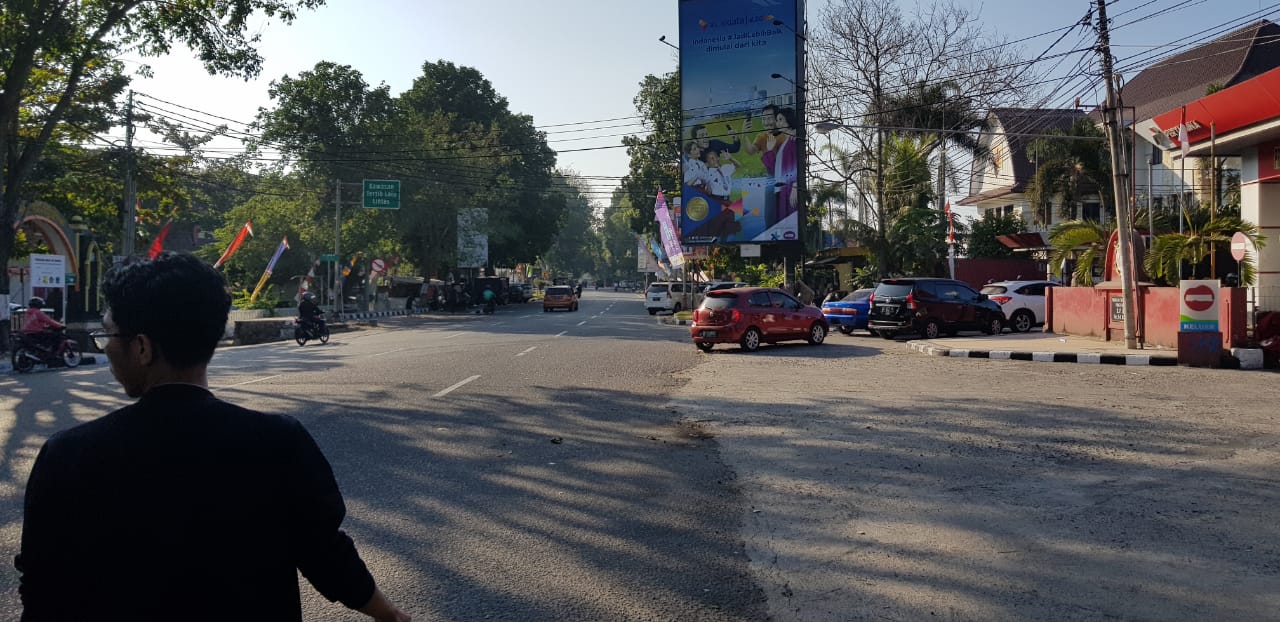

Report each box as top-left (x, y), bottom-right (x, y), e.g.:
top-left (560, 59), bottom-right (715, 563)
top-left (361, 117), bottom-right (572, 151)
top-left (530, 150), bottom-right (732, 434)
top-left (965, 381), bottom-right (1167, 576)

top-left (1095, 0), bottom-right (1140, 349)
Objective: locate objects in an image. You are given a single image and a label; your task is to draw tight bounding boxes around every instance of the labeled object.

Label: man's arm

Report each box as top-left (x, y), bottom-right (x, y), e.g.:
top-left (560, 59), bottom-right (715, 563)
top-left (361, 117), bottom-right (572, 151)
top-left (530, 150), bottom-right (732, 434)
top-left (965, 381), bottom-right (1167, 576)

top-left (286, 419), bottom-right (406, 619)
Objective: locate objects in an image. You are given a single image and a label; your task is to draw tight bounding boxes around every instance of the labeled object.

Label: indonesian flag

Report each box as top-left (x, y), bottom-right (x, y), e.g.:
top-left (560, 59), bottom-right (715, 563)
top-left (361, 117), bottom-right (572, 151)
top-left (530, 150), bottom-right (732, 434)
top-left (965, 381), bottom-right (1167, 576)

top-left (213, 221), bottom-right (254, 268)
top-left (146, 220), bottom-right (172, 259)
top-left (945, 202), bottom-right (955, 244)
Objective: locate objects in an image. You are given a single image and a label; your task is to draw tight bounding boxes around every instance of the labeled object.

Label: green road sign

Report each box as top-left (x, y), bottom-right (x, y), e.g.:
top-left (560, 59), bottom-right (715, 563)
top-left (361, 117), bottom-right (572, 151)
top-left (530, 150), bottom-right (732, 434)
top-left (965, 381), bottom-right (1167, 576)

top-left (65, 273), bottom-right (76, 286)
top-left (319, 253), bottom-right (339, 262)
top-left (362, 179), bottom-right (400, 209)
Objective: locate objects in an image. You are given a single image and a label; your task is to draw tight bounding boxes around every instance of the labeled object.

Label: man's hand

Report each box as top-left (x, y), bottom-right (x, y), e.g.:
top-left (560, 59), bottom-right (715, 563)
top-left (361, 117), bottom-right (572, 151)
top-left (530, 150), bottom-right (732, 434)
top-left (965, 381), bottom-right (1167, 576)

top-left (359, 587), bottom-right (411, 622)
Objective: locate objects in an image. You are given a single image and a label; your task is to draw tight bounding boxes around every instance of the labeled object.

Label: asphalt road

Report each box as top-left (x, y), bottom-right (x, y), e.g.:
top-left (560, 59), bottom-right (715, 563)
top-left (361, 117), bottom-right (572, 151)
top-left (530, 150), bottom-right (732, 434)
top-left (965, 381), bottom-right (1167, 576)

top-left (0, 291), bottom-right (766, 621)
top-left (4, 291), bottom-right (1279, 621)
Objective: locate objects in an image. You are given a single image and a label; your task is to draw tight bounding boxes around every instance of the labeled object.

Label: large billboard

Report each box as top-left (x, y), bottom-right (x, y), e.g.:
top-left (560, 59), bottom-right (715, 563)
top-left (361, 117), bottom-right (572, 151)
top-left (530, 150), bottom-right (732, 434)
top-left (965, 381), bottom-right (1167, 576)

top-left (679, 0), bottom-right (804, 245)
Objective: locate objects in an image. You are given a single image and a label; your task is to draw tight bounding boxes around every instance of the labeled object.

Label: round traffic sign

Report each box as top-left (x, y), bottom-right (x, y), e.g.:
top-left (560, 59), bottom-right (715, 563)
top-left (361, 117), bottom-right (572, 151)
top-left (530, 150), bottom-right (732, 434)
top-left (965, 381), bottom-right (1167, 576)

top-left (1231, 232), bottom-right (1250, 261)
top-left (371, 258), bottom-right (386, 274)
top-left (1184, 284), bottom-right (1215, 312)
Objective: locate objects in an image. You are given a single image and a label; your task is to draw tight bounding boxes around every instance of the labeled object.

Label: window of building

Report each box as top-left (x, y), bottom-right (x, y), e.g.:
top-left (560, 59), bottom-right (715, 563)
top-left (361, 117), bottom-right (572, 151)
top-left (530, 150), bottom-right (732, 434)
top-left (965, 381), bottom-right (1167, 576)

top-left (1082, 202), bottom-right (1101, 222)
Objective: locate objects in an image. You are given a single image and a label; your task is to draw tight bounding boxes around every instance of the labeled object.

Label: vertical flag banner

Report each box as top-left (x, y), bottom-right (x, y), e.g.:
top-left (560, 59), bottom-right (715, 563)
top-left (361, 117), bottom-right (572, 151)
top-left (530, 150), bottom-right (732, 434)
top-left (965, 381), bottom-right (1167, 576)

top-left (213, 221), bottom-right (254, 268)
top-left (679, 0), bottom-right (803, 244)
top-left (945, 202), bottom-right (955, 244)
top-left (296, 259), bottom-right (320, 303)
top-left (654, 191), bottom-right (687, 268)
top-left (250, 237), bottom-right (290, 303)
top-left (1178, 106), bottom-right (1190, 159)
top-left (146, 220), bottom-right (173, 259)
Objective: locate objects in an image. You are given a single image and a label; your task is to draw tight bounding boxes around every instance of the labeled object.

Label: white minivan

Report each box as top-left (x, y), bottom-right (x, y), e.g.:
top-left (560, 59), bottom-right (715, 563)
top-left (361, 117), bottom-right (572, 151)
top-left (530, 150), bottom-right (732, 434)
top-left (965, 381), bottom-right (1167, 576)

top-left (645, 282), bottom-right (701, 315)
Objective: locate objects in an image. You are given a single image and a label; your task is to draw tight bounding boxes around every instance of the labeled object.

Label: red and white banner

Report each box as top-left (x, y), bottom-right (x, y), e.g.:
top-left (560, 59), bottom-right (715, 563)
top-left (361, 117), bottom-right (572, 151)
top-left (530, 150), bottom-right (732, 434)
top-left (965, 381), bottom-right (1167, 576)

top-left (213, 221), bottom-right (254, 268)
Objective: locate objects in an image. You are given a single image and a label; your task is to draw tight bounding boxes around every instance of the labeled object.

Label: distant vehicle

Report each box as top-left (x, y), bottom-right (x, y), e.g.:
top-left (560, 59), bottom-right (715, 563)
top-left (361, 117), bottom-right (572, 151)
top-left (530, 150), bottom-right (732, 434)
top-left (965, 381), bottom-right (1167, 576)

top-left (690, 287), bottom-right (828, 352)
top-left (700, 281), bottom-right (749, 294)
top-left (867, 278), bottom-right (1004, 340)
top-left (508, 283), bottom-right (533, 303)
top-left (645, 281), bottom-right (700, 315)
top-left (821, 288), bottom-right (875, 335)
top-left (542, 285), bottom-right (579, 312)
top-left (979, 280), bottom-right (1056, 333)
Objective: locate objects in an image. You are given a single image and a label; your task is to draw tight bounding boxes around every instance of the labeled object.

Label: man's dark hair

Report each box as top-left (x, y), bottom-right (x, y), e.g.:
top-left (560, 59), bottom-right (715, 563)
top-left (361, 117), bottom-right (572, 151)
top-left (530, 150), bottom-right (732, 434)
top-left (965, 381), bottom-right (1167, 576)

top-left (762, 104), bottom-right (778, 116)
top-left (101, 252), bottom-right (231, 369)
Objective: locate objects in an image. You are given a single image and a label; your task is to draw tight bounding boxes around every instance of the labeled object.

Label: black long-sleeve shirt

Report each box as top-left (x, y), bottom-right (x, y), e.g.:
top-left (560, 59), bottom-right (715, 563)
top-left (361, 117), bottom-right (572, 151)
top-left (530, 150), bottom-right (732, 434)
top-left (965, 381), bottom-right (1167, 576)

top-left (17, 384), bottom-right (376, 621)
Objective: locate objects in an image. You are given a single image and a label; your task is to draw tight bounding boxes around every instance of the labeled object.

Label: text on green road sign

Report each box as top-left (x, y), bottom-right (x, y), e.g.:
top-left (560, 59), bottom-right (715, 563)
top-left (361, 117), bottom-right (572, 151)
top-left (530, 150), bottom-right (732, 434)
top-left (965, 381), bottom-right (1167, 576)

top-left (362, 179), bottom-right (401, 209)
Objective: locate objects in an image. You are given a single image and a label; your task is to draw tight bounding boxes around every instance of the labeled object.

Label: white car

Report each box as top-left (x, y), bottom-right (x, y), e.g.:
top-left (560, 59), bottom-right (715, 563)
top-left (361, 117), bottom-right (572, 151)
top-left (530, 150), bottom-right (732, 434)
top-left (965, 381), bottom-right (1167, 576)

top-left (979, 280), bottom-right (1056, 333)
top-left (644, 281), bottom-right (701, 315)
top-left (699, 281), bottom-right (748, 294)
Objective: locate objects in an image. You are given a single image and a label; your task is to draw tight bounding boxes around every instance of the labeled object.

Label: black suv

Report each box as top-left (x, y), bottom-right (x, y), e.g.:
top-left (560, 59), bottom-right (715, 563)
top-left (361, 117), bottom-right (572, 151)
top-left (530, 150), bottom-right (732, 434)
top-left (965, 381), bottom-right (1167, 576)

top-left (867, 278), bottom-right (1005, 339)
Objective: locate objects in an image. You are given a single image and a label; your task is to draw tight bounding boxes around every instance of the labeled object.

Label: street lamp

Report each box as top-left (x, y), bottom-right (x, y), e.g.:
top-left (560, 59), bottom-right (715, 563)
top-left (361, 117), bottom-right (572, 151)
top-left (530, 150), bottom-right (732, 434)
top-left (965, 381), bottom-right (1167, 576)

top-left (771, 19), bottom-right (807, 41)
top-left (658, 35), bottom-right (679, 52)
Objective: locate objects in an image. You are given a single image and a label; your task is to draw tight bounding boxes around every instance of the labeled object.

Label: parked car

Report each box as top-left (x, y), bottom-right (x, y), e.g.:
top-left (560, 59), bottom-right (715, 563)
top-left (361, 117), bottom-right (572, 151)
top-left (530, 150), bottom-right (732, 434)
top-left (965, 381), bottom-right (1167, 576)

top-left (542, 285), bottom-right (578, 312)
top-left (979, 280), bottom-right (1056, 333)
top-left (867, 278), bottom-right (1005, 339)
top-left (700, 281), bottom-right (749, 294)
top-left (821, 288), bottom-right (875, 334)
top-left (645, 281), bottom-right (701, 315)
top-left (690, 287), bottom-right (828, 352)
top-left (508, 283), bottom-right (533, 304)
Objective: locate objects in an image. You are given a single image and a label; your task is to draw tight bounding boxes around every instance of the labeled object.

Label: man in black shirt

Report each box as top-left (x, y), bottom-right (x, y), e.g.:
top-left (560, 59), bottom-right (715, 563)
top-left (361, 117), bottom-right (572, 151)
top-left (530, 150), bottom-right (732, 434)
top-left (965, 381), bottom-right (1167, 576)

top-left (16, 252), bottom-right (409, 622)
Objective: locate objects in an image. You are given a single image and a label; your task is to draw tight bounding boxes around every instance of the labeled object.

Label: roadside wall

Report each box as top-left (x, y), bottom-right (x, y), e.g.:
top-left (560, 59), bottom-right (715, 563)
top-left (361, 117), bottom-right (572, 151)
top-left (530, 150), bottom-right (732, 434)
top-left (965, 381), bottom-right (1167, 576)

top-left (1049, 286), bottom-right (1247, 348)
top-left (954, 258), bottom-right (1046, 290)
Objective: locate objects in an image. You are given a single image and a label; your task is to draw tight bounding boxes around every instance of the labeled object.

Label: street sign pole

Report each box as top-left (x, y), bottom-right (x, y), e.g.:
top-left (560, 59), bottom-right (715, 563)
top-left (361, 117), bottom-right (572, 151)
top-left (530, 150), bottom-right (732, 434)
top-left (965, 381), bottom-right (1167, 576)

top-left (334, 179), bottom-right (342, 317)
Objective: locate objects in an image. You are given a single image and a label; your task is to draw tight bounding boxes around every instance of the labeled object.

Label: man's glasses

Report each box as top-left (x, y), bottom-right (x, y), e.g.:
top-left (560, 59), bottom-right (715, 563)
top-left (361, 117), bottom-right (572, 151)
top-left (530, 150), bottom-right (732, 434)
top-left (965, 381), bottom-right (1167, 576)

top-left (89, 331), bottom-right (131, 351)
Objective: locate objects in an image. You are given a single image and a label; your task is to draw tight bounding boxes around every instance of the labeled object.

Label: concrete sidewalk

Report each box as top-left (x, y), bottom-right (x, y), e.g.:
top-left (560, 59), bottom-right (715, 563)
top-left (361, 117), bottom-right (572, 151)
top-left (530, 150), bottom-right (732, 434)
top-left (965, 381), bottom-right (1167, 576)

top-left (908, 331), bottom-right (1266, 369)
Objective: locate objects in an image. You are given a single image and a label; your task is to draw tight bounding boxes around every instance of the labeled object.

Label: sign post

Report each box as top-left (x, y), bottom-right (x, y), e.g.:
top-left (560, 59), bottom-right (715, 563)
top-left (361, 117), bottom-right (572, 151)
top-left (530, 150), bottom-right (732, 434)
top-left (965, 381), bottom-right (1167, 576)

top-left (30, 254), bottom-right (67, 322)
top-left (362, 180), bottom-right (400, 209)
top-left (1177, 279), bottom-right (1222, 367)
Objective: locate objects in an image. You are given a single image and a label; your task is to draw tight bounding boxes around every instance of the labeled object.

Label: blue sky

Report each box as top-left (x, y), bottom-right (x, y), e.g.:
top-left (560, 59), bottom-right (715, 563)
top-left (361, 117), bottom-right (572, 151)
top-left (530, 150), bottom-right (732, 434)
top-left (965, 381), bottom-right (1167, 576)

top-left (122, 0), bottom-right (1279, 207)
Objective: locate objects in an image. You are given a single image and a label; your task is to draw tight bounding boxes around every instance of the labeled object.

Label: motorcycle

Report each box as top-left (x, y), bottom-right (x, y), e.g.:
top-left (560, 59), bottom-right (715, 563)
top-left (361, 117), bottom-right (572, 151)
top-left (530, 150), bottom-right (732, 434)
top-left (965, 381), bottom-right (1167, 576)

top-left (11, 329), bottom-right (82, 373)
top-left (294, 317), bottom-right (330, 346)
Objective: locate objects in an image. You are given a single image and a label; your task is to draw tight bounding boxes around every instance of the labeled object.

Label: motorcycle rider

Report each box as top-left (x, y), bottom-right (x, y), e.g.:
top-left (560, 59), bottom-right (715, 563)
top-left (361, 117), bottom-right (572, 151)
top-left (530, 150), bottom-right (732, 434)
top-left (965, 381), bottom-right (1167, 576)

top-left (20, 297), bottom-right (64, 352)
top-left (297, 292), bottom-right (325, 335)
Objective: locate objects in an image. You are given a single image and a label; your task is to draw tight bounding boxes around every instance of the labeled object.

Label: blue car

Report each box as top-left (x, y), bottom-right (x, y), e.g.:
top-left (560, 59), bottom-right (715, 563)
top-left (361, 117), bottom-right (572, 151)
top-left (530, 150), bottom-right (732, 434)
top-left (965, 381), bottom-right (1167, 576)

top-left (821, 288), bottom-right (875, 335)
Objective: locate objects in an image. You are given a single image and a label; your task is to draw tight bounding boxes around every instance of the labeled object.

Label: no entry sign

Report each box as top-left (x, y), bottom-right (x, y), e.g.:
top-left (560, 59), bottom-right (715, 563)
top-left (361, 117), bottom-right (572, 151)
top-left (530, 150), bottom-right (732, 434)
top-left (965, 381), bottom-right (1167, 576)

top-left (1179, 280), bottom-right (1219, 332)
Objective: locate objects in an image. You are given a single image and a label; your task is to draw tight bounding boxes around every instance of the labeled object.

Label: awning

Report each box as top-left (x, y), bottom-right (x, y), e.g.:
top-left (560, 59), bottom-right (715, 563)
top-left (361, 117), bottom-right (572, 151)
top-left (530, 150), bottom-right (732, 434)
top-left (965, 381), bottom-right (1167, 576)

top-left (997, 231), bottom-right (1050, 250)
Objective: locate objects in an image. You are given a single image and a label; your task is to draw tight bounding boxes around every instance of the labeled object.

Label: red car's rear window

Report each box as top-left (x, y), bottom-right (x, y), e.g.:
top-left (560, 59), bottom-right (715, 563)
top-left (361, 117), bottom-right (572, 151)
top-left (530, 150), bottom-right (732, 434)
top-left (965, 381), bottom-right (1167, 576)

top-left (701, 291), bottom-right (739, 310)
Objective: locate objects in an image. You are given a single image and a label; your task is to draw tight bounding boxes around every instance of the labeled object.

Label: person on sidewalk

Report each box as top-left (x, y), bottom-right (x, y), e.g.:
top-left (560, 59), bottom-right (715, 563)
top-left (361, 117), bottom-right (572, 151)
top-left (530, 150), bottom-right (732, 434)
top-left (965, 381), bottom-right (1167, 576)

top-left (15, 252), bottom-right (409, 622)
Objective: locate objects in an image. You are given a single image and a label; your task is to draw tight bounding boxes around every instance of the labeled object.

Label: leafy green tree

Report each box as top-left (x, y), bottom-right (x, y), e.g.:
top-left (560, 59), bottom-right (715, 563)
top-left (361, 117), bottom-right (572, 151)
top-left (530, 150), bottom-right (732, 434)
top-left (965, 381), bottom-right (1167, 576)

top-left (542, 173), bottom-right (600, 278)
top-left (966, 212), bottom-right (1023, 259)
top-left (1048, 219), bottom-right (1108, 286)
top-left (620, 71), bottom-right (680, 236)
top-left (600, 189), bottom-right (641, 281)
top-left (1145, 207), bottom-right (1265, 285)
top-left (0, 0), bottom-right (325, 297)
top-left (1025, 119), bottom-right (1112, 226)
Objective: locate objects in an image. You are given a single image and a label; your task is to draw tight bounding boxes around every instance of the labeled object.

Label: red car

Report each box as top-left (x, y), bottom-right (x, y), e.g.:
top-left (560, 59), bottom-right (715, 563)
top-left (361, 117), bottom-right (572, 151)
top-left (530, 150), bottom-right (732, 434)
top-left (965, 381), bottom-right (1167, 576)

top-left (690, 287), bottom-right (828, 352)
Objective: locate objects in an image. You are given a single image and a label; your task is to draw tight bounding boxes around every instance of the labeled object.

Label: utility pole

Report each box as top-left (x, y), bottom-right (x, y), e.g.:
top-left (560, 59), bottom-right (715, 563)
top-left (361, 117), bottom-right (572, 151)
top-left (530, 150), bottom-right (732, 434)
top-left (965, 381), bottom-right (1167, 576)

top-left (122, 90), bottom-right (137, 257)
top-left (1096, 0), bottom-right (1139, 349)
top-left (334, 179), bottom-right (342, 317)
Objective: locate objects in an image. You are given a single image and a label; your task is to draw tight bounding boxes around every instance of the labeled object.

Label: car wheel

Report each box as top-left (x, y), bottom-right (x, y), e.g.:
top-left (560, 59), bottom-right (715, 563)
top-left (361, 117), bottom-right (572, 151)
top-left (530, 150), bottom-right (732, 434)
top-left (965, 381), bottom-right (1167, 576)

top-left (543, 307), bottom-right (550, 313)
top-left (1011, 310), bottom-right (1034, 333)
top-left (838, 325), bottom-right (854, 335)
top-left (673, 303), bottom-right (682, 313)
top-left (696, 342), bottom-right (714, 352)
top-left (879, 331), bottom-right (896, 340)
top-left (740, 327), bottom-right (761, 352)
top-left (922, 320), bottom-right (942, 340)
top-left (647, 309), bottom-right (657, 315)
top-left (984, 317), bottom-right (1004, 335)
top-left (807, 323), bottom-right (827, 345)
top-left (867, 329), bottom-right (878, 337)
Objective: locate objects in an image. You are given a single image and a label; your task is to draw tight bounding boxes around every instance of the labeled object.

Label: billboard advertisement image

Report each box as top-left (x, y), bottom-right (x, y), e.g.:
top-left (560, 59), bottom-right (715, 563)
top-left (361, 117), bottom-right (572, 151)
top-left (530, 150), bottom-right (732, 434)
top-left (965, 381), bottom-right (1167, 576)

top-left (679, 0), bottom-right (804, 245)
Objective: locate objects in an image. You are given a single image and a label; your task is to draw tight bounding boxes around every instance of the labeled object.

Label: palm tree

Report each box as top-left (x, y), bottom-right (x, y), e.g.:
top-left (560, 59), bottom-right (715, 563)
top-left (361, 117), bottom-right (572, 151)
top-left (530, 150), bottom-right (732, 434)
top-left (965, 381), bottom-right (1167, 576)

top-left (1048, 219), bottom-right (1109, 286)
top-left (1145, 207), bottom-right (1265, 285)
top-left (1025, 119), bottom-right (1112, 227)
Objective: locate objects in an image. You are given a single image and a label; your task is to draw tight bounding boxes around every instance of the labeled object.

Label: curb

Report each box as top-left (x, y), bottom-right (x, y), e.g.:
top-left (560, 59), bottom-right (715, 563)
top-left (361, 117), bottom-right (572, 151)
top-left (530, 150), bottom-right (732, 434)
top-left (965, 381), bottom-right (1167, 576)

top-left (658, 316), bottom-right (691, 326)
top-left (337, 309), bottom-right (419, 321)
top-left (907, 341), bottom-right (1179, 366)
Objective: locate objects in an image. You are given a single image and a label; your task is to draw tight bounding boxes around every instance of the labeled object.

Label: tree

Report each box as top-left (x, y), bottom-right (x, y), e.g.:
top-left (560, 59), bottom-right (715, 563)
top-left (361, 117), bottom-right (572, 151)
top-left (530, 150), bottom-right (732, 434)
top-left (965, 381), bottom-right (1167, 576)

top-left (809, 0), bottom-right (1028, 277)
top-left (1048, 219), bottom-right (1108, 286)
top-left (1145, 207), bottom-right (1265, 286)
top-left (542, 173), bottom-right (600, 278)
top-left (600, 188), bottom-right (641, 282)
top-left (1025, 119), bottom-right (1112, 226)
top-left (0, 0), bottom-right (326, 297)
top-left (967, 212), bottom-right (1023, 259)
top-left (619, 71), bottom-right (680, 236)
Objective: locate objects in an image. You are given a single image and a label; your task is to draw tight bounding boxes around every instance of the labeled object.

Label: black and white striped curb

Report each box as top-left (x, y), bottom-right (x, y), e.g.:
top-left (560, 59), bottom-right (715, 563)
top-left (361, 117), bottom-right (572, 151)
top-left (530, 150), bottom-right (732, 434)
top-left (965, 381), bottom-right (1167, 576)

top-left (335, 310), bottom-right (418, 322)
top-left (658, 316), bottom-right (691, 326)
top-left (908, 341), bottom-right (1179, 366)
